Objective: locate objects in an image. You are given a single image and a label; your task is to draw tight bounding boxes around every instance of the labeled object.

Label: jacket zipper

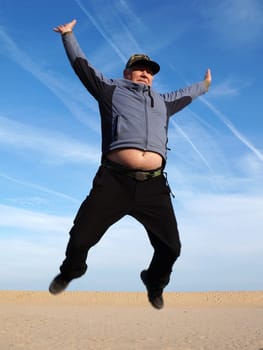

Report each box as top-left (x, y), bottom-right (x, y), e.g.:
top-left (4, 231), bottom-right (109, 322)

top-left (144, 87), bottom-right (149, 150)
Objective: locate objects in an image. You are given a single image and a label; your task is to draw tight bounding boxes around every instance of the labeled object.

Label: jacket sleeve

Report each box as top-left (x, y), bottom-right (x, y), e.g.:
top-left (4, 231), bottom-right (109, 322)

top-left (161, 81), bottom-right (208, 117)
top-left (62, 32), bottom-right (112, 100)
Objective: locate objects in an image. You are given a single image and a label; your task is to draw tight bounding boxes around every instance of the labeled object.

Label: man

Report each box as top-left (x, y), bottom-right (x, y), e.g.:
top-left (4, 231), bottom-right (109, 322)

top-left (49, 19), bottom-right (212, 309)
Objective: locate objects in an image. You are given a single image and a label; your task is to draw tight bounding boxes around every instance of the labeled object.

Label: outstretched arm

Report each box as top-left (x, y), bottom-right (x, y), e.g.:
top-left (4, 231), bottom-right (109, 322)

top-left (53, 19), bottom-right (77, 35)
top-left (162, 68), bottom-right (212, 116)
top-left (52, 19), bottom-right (111, 100)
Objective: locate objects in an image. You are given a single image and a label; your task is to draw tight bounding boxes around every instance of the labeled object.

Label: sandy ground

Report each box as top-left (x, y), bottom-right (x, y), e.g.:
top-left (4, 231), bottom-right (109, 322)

top-left (0, 291), bottom-right (262, 350)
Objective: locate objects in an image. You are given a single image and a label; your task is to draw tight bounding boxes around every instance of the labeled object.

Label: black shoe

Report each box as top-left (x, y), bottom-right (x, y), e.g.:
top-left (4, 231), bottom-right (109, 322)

top-left (140, 270), bottom-right (164, 310)
top-left (49, 274), bottom-right (70, 295)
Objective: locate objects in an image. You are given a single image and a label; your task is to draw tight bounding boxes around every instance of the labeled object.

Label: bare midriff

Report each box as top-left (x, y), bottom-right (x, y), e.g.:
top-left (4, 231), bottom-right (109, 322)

top-left (106, 149), bottom-right (163, 170)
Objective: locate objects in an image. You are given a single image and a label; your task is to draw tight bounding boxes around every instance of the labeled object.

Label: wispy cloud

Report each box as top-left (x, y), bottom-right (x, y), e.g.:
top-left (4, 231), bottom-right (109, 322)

top-left (168, 63), bottom-right (263, 163)
top-left (209, 80), bottom-right (241, 97)
top-left (74, 0), bottom-right (127, 62)
top-left (171, 120), bottom-right (216, 175)
top-left (0, 204), bottom-right (71, 233)
top-left (74, 0), bottom-right (143, 60)
top-left (179, 192), bottom-right (263, 250)
top-left (0, 172), bottom-right (79, 204)
top-left (238, 153), bottom-right (263, 178)
top-left (200, 97), bottom-right (263, 162)
top-left (0, 26), bottom-right (99, 131)
top-left (0, 116), bottom-right (100, 164)
top-left (117, 0), bottom-right (142, 25)
top-left (201, 0), bottom-right (263, 47)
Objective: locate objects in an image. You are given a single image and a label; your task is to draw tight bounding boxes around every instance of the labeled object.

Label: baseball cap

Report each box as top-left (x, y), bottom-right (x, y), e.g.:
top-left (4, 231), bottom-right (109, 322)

top-left (125, 54), bottom-right (160, 75)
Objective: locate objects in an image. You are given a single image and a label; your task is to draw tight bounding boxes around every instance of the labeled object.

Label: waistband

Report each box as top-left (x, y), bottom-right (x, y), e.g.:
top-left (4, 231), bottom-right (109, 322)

top-left (101, 157), bottom-right (163, 181)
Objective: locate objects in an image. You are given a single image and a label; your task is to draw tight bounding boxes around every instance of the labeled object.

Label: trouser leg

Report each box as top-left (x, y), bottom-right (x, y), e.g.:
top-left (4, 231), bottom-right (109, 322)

top-left (146, 230), bottom-right (179, 287)
top-left (130, 175), bottom-right (181, 288)
top-left (59, 166), bottom-right (131, 280)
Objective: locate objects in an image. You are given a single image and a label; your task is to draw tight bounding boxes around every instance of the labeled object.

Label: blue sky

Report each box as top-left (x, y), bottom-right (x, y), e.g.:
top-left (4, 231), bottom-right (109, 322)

top-left (0, 0), bottom-right (262, 292)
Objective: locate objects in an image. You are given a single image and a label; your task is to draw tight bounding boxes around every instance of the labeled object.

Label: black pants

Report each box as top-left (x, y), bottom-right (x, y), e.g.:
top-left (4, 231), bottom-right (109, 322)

top-left (60, 165), bottom-right (181, 288)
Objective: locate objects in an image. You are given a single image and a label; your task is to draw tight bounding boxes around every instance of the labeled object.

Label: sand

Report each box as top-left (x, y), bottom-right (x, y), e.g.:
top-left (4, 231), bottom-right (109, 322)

top-left (0, 291), bottom-right (262, 350)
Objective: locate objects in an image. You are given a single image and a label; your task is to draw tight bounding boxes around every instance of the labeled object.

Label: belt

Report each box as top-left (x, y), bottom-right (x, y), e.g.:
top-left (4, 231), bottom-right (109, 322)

top-left (101, 158), bottom-right (163, 181)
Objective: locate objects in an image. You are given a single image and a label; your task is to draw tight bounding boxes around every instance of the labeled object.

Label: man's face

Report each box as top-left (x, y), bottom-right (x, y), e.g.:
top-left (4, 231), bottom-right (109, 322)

top-left (124, 65), bottom-right (154, 86)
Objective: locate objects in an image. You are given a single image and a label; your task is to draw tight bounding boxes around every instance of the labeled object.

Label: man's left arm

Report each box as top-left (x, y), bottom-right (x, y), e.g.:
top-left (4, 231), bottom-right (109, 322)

top-left (162, 69), bottom-right (212, 116)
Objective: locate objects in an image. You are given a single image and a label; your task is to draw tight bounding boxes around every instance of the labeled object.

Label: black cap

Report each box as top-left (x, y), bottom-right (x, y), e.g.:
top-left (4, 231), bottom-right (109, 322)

top-left (125, 54), bottom-right (160, 75)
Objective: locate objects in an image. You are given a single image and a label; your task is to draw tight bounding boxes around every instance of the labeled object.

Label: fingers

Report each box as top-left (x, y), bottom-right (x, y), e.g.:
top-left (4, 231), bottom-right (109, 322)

top-left (53, 19), bottom-right (77, 34)
top-left (205, 68), bottom-right (212, 82)
top-left (204, 68), bottom-right (212, 89)
top-left (205, 68), bottom-right (211, 80)
top-left (53, 25), bottom-right (64, 33)
top-left (71, 19), bottom-right (77, 27)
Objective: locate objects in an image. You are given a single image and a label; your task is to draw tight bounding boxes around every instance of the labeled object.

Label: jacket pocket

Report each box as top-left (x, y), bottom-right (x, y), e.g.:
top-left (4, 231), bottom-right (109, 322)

top-left (112, 115), bottom-right (119, 141)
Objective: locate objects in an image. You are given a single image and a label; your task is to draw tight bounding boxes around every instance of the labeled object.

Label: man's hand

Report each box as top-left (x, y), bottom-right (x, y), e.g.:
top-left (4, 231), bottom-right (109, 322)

top-left (53, 19), bottom-right (77, 34)
top-left (204, 68), bottom-right (212, 90)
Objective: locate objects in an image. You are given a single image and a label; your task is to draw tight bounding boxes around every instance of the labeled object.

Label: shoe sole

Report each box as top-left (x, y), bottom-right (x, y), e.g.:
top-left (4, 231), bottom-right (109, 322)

top-left (140, 270), bottom-right (164, 310)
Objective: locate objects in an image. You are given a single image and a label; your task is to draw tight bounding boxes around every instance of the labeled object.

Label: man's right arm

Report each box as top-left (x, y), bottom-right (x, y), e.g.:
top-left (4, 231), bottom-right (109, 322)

top-left (61, 31), bottom-right (88, 67)
top-left (53, 19), bottom-right (111, 99)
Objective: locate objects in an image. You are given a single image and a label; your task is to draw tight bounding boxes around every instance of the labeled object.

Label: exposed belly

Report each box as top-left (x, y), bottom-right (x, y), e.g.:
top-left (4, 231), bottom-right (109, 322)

top-left (106, 149), bottom-right (163, 170)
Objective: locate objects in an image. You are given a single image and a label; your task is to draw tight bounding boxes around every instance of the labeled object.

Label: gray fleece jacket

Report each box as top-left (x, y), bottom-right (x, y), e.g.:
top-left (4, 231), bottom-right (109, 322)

top-left (62, 32), bottom-right (208, 162)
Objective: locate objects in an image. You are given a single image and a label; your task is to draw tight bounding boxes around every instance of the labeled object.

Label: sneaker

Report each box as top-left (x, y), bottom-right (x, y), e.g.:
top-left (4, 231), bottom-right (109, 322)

top-left (140, 270), bottom-right (164, 310)
top-left (49, 274), bottom-right (70, 295)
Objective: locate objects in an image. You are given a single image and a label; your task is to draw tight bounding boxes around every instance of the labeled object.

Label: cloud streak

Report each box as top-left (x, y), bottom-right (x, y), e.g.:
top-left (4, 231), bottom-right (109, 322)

top-left (0, 204), bottom-right (71, 233)
top-left (0, 172), bottom-right (79, 204)
top-left (200, 0), bottom-right (263, 47)
top-left (74, 0), bottom-right (128, 62)
top-left (200, 97), bottom-right (263, 162)
top-left (0, 26), bottom-right (99, 132)
top-left (0, 116), bottom-right (100, 164)
top-left (74, 0), bottom-right (142, 61)
top-left (168, 63), bottom-right (263, 163)
top-left (171, 120), bottom-right (216, 175)
top-left (209, 80), bottom-right (240, 97)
